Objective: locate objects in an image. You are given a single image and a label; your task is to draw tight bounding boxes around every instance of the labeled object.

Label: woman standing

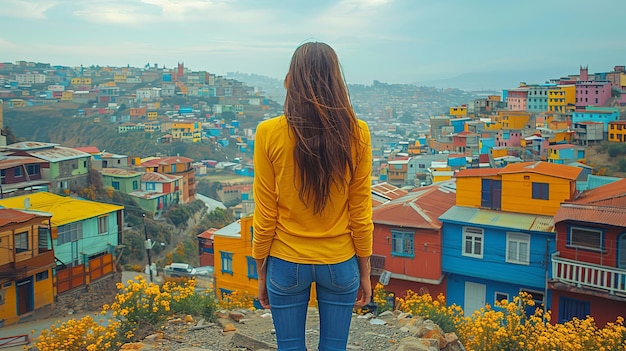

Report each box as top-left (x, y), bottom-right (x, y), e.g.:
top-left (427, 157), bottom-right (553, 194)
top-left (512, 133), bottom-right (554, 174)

top-left (252, 42), bottom-right (373, 351)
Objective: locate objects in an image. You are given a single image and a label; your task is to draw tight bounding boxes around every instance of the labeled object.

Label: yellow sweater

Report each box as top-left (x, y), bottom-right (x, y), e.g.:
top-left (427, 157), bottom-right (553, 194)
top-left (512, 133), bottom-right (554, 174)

top-left (252, 115), bottom-right (373, 264)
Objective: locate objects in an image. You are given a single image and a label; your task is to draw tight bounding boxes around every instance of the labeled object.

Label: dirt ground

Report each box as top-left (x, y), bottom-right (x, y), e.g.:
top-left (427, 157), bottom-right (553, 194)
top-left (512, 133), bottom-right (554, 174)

top-left (584, 145), bottom-right (626, 178)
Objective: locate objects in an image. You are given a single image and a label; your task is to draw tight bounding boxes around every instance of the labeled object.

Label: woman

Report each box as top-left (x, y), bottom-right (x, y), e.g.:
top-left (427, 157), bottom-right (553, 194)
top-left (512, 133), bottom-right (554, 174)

top-left (252, 42), bottom-right (373, 351)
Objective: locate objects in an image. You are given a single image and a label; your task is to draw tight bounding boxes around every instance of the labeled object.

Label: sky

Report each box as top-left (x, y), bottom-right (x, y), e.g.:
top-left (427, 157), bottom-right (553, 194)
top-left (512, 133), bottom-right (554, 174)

top-left (1, 0), bottom-right (625, 89)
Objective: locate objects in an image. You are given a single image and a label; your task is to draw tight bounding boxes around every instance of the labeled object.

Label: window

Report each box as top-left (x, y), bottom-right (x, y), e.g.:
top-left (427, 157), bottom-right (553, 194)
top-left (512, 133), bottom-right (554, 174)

top-left (462, 227), bottom-right (483, 258)
top-left (495, 292), bottom-right (509, 303)
top-left (98, 216), bottom-right (108, 234)
top-left (15, 231), bottom-right (29, 253)
top-left (14, 167), bottom-right (23, 177)
top-left (481, 179), bottom-right (502, 210)
top-left (391, 230), bottom-right (414, 257)
top-left (532, 182), bottom-right (549, 200)
top-left (26, 164), bottom-right (40, 175)
top-left (247, 256), bottom-right (258, 279)
top-left (221, 252), bottom-right (233, 274)
top-left (132, 180), bottom-right (138, 190)
top-left (112, 181), bottom-right (120, 190)
top-left (57, 222), bottom-right (82, 245)
top-left (568, 226), bottom-right (603, 252)
top-left (36, 271), bottom-right (49, 281)
top-left (146, 183), bottom-right (156, 190)
top-left (506, 233), bottom-right (530, 265)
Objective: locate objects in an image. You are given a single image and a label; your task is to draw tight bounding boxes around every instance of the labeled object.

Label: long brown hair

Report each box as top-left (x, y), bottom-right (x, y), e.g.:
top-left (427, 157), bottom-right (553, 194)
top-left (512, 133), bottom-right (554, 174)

top-left (284, 42), bottom-right (360, 214)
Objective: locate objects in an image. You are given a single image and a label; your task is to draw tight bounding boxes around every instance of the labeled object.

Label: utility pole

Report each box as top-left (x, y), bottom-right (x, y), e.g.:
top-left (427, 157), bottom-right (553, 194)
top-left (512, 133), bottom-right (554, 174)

top-left (143, 214), bottom-right (153, 283)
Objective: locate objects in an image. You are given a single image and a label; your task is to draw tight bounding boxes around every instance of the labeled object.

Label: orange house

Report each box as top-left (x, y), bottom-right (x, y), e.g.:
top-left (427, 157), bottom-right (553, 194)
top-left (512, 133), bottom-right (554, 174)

top-left (130, 107), bottom-right (147, 118)
top-left (139, 156), bottom-right (195, 203)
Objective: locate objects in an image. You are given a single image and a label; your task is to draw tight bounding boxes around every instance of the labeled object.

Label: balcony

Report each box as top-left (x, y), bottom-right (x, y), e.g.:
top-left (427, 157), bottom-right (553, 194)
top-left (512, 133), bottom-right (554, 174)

top-left (551, 253), bottom-right (626, 297)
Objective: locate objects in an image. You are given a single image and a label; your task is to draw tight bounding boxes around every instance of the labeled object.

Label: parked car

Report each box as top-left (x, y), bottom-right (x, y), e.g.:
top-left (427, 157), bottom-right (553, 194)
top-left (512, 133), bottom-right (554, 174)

top-left (163, 263), bottom-right (208, 278)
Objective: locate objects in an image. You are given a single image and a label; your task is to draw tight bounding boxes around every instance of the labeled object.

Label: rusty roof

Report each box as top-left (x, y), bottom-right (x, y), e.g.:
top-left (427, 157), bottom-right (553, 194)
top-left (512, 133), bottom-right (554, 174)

top-left (373, 181), bottom-right (456, 229)
top-left (499, 161), bottom-right (581, 180)
top-left (569, 178), bottom-right (626, 207)
top-left (372, 182), bottom-right (408, 201)
top-left (0, 208), bottom-right (50, 226)
top-left (0, 156), bottom-right (46, 170)
top-left (554, 203), bottom-right (626, 227)
top-left (141, 172), bottom-right (182, 182)
top-left (545, 143), bottom-right (579, 150)
top-left (100, 168), bottom-right (143, 177)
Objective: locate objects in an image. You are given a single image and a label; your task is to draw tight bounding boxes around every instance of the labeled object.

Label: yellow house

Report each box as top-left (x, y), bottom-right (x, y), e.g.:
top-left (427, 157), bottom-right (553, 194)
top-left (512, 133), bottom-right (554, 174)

top-left (0, 209), bottom-right (54, 326)
top-left (213, 216), bottom-right (258, 300)
top-left (213, 216), bottom-right (316, 306)
top-left (70, 77), bottom-right (92, 85)
top-left (114, 74), bottom-right (127, 83)
top-left (171, 121), bottom-right (202, 143)
top-left (548, 85), bottom-right (576, 113)
top-left (449, 105), bottom-right (467, 116)
top-left (608, 121), bottom-right (626, 142)
top-left (147, 111), bottom-right (158, 120)
top-left (454, 161), bottom-right (581, 216)
top-left (496, 110), bottom-right (531, 130)
top-left (61, 91), bottom-right (73, 101)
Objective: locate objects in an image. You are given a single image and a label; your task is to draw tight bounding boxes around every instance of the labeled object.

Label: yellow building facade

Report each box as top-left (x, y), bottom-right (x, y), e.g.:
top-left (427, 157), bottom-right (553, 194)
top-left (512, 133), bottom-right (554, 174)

top-left (548, 85), bottom-right (576, 113)
top-left (455, 162), bottom-right (581, 217)
top-left (608, 121), bottom-right (626, 142)
top-left (70, 77), bottom-right (92, 85)
top-left (171, 121), bottom-right (202, 142)
top-left (450, 106), bottom-right (467, 116)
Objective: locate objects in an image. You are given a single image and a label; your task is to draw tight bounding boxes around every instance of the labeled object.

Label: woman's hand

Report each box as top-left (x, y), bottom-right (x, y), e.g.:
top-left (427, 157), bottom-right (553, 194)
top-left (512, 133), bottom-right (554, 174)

top-left (355, 256), bottom-right (372, 307)
top-left (257, 278), bottom-right (270, 309)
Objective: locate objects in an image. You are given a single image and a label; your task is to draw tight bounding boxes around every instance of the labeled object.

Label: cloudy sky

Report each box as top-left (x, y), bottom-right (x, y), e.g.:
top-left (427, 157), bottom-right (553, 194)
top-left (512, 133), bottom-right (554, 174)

top-left (1, 0), bottom-right (625, 88)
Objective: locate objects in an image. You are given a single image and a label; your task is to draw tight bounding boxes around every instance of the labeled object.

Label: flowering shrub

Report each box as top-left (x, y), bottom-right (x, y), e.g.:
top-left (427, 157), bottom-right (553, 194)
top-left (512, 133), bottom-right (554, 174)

top-left (218, 290), bottom-right (256, 310)
top-left (375, 284), bottom-right (626, 351)
top-left (31, 276), bottom-right (216, 351)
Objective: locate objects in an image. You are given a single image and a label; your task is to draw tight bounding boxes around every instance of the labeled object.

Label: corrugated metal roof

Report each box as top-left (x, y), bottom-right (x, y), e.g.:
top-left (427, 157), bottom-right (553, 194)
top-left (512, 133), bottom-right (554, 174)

top-left (0, 156), bottom-right (46, 170)
top-left (100, 168), bottom-right (143, 177)
top-left (0, 208), bottom-right (50, 226)
top-left (439, 206), bottom-right (555, 232)
top-left (141, 156), bottom-right (193, 167)
top-left (213, 220), bottom-right (241, 238)
top-left (141, 172), bottom-right (182, 182)
top-left (571, 179), bottom-right (626, 207)
top-left (28, 146), bottom-right (91, 162)
top-left (373, 181), bottom-right (456, 229)
top-left (0, 192), bottom-right (123, 227)
top-left (372, 182), bottom-right (408, 201)
top-left (555, 204), bottom-right (626, 227)
top-left (6, 141), bottom-right (59, 151)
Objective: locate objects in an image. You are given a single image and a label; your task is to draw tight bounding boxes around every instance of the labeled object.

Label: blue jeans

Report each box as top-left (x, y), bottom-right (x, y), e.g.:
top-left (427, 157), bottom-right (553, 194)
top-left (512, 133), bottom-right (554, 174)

top-left (266, 256), bottom-right (359, 351)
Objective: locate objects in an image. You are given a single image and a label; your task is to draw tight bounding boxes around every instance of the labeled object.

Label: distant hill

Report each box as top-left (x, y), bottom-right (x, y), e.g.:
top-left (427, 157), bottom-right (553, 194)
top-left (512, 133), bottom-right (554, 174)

top-left (415, 68), bottom-right (573, 91)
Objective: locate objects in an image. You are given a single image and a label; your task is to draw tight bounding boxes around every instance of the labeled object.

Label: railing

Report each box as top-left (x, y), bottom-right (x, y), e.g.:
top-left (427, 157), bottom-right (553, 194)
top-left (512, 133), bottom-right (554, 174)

top-left (0, 334), bottom-right (30, 349)
top-left (552, 253), bottom-right (626, 296)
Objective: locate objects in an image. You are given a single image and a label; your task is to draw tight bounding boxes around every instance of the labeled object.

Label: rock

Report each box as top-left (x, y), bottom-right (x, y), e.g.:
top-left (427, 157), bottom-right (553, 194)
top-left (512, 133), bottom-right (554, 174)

top-left (369, 318), bottom-right (387, 325)
top-left (229, 311), bottom-right (246, 322)
top-left (184, 314), bottom-right (195, 323)
top-left (231, 332), bottom-right (277, 350)
top-left (394, 336), bottom-right (437, 351)
top-left (222, 323), bottom-right (237, 332)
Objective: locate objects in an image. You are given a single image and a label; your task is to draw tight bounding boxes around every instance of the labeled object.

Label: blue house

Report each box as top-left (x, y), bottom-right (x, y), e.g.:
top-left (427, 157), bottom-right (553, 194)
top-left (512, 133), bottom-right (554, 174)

top-left (571, 107), bottom-right (620, 134)
top-left (440, 207), bottom-right (555, 315)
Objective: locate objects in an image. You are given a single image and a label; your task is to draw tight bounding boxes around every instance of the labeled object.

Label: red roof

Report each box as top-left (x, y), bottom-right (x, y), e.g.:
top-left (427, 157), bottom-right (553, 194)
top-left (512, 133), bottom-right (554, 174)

top-left (609, 121), bottom-right (626, 125)
top-left (455, 168), bottom-right (500, 177)
top-left (499, 161), bottom-right (581, 180)
top-left (197, 228), bottom-right (218, 239)
top-left (0, 208), bottom-right (49, 226)
top-left (554, 204), bottom-right (626, 227)
top-left (569, 179), bottom-right (626, 207)
top-left (545, 143), bottom-right (579, 150)
top-left (372, 182), bottom-right (456, 229)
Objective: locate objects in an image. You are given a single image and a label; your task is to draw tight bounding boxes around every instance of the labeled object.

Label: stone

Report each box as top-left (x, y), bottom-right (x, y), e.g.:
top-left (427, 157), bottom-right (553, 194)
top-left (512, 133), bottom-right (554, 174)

top-left (184, 314), bottom-right (195, 323)
top-left (222, 323), bottom-right (237, 332)
top-left (369, 318), bottom-right (387, 325)
top-left (229, 311), bottom-right (246, 322)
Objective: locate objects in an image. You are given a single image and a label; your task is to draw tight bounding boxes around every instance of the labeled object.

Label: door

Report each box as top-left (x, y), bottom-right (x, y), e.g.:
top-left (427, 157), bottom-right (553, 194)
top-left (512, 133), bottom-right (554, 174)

top-left (558, 296), bottom-right (590, 323)
top-left (16, 278), bottom-right (33, 315)
top-left (464, 281), bottom-right (486, 315)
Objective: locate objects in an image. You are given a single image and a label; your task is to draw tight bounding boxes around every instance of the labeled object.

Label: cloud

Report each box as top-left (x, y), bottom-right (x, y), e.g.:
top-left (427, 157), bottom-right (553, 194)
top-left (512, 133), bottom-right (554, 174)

top-left (0, 0), bottom-right (58, 19)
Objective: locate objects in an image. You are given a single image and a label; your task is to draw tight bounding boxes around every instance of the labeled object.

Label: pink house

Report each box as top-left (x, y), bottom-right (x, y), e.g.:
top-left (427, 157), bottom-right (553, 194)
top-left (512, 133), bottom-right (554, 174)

top-left (576, 66), bottom-right (612, 109)
top-left (506, 88), bottom-right (528, 111)
top-left (495, 129), bottom-right (523, 147)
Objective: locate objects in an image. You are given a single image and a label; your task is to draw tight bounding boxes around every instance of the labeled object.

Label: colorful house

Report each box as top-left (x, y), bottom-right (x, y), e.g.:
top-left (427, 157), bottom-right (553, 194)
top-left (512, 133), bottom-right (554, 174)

top-left (608, 121), bottom-right (626, 143)
top-left (138, 156), bottom-right (195, 203)
top-left (550, 179), bottom-right (626, 326)
top-left (0, 156), bottom-right (50, 198)
top-left (548, 85), bottom-right (576, 113)
top-left (440, 162), bottom-right (582, 314)
top-left (571, 107), bottom-right (620, 134)
top-left (0, 192), bottom-right (124, 294)
top-left (371, 181), bottom-right (456, 300)
top-left (100, 168), bottom-right (142, 193)
top-left (171, 121), bottom-right (202, 143)
top-left (128, 172), bottom-right (182, 217)
top-left (5, 141), bottom-right (91, 193)
top-left (0, 209), bottom-right (54, 326)
top-left (213, 217), bottom-right (258, 301)
top-left (545, 144), bottom-right (586, 164)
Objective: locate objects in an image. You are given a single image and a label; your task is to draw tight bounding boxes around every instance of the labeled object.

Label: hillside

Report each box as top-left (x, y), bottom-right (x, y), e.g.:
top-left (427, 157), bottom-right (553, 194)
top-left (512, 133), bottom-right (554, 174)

top-left (3, 104), bottom-right (240, 160)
